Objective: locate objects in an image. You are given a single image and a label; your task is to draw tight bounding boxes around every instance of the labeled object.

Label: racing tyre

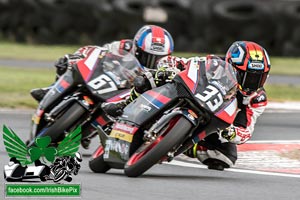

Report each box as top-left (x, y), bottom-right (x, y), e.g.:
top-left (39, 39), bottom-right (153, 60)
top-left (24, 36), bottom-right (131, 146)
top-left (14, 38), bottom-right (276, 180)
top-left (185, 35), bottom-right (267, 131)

top-left (124, 117), bottom-right (192, 177)
top-left (89, 146), bottom-right (111, 173)
top-left (37, 102), bottom-right (86, 143)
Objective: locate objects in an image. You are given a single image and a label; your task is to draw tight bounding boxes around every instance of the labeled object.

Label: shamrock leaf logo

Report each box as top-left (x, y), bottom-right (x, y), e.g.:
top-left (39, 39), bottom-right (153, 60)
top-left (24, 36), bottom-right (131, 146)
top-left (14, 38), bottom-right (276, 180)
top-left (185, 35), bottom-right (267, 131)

top-left (28, 136), bottom-right (57, 163)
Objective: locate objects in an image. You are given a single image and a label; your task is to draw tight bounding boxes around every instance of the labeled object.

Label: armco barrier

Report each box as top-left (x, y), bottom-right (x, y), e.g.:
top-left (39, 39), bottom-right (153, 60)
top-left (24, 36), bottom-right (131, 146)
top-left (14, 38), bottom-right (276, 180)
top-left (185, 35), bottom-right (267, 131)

top-left (0, 0), bottom-right (299, 56)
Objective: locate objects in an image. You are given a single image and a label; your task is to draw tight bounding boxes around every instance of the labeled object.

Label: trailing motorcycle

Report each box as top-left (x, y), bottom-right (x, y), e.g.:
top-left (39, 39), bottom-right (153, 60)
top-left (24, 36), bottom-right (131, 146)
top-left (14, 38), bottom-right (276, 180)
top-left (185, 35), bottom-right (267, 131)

top-left (29, 47), bottom-right (143, 147)
top-left (89, 55), bottom-right (238, 177)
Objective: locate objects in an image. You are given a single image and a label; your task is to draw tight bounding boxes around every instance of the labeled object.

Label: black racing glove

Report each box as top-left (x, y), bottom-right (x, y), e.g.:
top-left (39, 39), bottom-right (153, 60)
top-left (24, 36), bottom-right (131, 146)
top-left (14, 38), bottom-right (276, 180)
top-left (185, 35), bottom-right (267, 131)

top-left (133, 75), bottom-right (152, 94)
top-left (54, 54), bottom-right (84, 77)
top-left (54, 56), bottom-right (69, 77)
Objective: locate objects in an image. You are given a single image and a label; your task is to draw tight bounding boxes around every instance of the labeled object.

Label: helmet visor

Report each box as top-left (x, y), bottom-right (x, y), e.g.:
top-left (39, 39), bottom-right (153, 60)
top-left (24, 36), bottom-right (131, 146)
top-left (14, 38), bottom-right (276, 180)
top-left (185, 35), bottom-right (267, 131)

top-left (135, 47), bottom-right (166, 69)
top-left (239, 70), bottom-right (268, 92)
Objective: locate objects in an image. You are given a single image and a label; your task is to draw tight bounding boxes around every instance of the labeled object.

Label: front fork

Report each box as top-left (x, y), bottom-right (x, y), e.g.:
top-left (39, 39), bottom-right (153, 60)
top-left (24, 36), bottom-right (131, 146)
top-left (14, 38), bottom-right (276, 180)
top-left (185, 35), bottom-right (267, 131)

top-left (143, 107), bottom-right (201, 161)
top-left (31, 95), bottom-right (92, 141)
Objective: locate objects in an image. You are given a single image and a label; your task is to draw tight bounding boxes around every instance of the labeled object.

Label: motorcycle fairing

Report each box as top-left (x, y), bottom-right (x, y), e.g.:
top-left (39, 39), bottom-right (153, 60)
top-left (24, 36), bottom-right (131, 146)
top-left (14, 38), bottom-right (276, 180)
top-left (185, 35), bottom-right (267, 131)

top-left (110, 122), bottom-right (138, 142)
top-left (177, 57), bottom-right (207, 94)
top-left (141, 90), bottom-right (171, 109)
top-left (104, 122), bottom-right (138, 164)
top-left (76, 53), bottom-right (119, 100)
top-left (92, 115), bottom-right (110, 127)
top-left (106, 89), bottom-right (131, 102)
top-left (215, 97), bottom-right (238, 124)
top-left (104, 138), bottom-right (130, 166)
top-left (79, 55), bottom-right (128, 100)
top-left (39, 70), bottom-right (75, 111)
top-left (175, 56), bottom-right (238, 123)
top-left (32, 109), bottom-right (44, 125)
top-left (121, 83), bottom-right (178, 126)
top-left (55, 79), bottom-right (70, 93)
top-left (76, 49), bottom-right (142, 100)
top-left (102, 85), bottom-right (177, 165)
top-left (76, 48), bottom-right (104, 81)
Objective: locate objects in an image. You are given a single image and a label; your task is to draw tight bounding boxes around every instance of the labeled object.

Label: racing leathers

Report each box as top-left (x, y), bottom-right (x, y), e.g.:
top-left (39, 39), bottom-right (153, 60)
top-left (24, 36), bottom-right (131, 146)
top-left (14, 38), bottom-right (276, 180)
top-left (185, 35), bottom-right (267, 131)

top-left (188, 87), bottom-right (268, 170)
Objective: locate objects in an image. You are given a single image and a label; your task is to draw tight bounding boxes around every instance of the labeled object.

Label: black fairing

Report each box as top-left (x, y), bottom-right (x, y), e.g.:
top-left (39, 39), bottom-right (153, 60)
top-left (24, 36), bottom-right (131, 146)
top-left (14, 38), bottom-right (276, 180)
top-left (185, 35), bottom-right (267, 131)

top-left (121, 83), bottom-right (179, 126)
top-left (38, 70), bottom-right (76, 110)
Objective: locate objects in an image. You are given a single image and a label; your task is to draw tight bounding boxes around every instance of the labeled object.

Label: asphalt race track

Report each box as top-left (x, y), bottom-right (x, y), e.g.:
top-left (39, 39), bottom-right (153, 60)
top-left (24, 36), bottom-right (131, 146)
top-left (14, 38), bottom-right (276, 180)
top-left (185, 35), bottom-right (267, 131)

top-left (0, 108), bottom-right (299, 200)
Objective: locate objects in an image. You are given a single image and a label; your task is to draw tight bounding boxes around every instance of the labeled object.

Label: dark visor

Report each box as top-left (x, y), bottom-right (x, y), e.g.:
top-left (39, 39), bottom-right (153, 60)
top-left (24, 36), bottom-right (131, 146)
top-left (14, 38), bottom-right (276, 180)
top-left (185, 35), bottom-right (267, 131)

top-left (136, 47), bottom-right (165, 69)
top-left (239, 70), bottom-right (268, 92)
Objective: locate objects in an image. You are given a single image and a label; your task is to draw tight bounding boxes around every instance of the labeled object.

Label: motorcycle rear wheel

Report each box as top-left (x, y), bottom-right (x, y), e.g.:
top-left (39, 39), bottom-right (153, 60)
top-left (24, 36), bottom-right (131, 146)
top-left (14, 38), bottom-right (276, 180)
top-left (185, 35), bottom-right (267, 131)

top-left (89, 146), bottom-right (111, 173)
top-left (124, 117), bottom-right (192, 177)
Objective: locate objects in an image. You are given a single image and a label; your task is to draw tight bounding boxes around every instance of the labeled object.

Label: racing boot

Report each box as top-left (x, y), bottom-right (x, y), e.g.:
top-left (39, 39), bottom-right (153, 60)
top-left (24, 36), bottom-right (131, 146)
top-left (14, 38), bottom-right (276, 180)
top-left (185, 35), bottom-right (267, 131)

top-left (198, 133), bottom-right (237, 171)
top-left (184, 143), bottom-right (208, 158)
top-left (186, 133), bottom-right (237, 171)
top-left (30, 87), bottom-right (51, 102)
top-left (184, 144), bottom-right (230, 170)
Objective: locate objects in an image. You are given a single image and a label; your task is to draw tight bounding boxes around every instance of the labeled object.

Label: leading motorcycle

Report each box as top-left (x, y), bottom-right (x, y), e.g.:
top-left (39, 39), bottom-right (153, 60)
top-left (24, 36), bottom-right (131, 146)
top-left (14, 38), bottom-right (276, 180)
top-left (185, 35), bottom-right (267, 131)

top-left (89, 55), bottom-right (238, 177)
top-left (29, 47), bottom-right (143, 147)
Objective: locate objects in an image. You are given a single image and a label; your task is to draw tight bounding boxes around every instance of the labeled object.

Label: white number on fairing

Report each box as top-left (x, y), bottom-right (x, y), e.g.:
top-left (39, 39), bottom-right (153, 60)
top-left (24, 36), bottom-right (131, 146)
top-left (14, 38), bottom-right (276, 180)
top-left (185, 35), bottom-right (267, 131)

top-left (195, 85), bottom-right (223, 112)
top-left (88, 74), bottom-right (117, 94)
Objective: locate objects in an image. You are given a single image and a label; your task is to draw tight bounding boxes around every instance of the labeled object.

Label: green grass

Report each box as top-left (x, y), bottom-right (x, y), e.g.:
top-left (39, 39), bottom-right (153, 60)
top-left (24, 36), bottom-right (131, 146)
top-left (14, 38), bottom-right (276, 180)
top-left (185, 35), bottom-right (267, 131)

top-left (269, 57), bottom-right (300, 76)
top-left (0, 66), bottom-right (54, 108)
top-left (265, 84), bottom-right (300, 102)
top-left (0, 42), bottom-right (300, 75)
top-left (0, 42), bottom-right (79, 61)
top-left (0, 42), bottom-right (299, 108)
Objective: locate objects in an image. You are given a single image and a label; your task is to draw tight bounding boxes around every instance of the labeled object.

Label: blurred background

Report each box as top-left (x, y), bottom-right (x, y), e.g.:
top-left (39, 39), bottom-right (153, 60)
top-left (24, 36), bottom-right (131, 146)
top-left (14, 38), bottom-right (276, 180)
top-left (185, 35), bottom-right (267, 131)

top-left (1, 0), bottom-right (300, 56)
top-left (0, 0), bottom-right (300, 109)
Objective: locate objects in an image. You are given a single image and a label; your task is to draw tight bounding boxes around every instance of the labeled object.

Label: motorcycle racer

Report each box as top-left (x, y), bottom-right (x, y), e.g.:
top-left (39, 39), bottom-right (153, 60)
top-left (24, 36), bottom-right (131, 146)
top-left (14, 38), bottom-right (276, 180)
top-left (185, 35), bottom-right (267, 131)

top-left (185, 41), bottom-right (271, 171)
top-left (102, 55), bottom-right (186, 117)
top-left (30, 25), bottom-right (174, 102)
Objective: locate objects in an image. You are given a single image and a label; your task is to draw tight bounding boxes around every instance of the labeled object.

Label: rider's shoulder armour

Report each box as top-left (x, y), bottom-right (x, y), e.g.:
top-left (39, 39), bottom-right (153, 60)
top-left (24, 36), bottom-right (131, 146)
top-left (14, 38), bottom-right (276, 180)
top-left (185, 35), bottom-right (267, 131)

top-left (250, 88), bottom-right (267, 108)
top-left (119, 39), bottom-right (133, 52)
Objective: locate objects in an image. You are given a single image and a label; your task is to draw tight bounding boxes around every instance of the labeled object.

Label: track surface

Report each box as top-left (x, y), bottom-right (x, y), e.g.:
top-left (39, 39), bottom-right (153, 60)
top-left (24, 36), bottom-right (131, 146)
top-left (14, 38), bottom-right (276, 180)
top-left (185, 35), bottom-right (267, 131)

top-left (0, 108), bottom-right (299, 200)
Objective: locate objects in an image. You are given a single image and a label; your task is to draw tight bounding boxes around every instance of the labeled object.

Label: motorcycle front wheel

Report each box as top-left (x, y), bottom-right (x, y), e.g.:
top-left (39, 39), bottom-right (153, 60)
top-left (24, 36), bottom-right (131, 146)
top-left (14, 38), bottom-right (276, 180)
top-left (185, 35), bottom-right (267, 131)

top-left (124, 117), bottom-right (192, 177)
top-left (36, 102), bottom-right (86, 144)
top-left (89, 145), bottom-right (111, 173)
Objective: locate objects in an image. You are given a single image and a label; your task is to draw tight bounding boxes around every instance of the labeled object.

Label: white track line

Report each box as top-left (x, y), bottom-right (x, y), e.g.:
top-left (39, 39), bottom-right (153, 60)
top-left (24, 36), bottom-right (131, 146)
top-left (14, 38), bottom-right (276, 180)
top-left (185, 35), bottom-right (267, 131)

top-left (267, 102), bottom-right (300, 111)
top-left (246, 140), bottom-right (300, 144)
top-left (167, 160), bottom-right (300, 178)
